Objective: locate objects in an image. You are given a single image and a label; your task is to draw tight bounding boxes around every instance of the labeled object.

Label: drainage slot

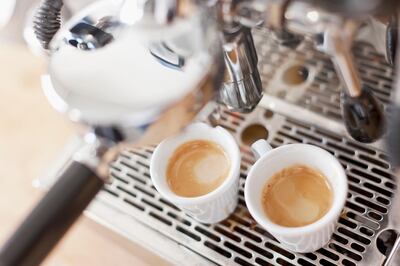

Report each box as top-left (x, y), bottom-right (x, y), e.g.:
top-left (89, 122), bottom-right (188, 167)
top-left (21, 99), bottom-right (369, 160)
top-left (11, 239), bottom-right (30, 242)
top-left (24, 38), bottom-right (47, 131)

top-left (338, 217), bottom-right (357, 229)
top-left (282, 65), bottom-right (309, 86)
top-left (349, 184), bottom-right (373, 198)
top-left (244, 242), bottom-right (273, 259)
top-left (241, 124), bottom-right (269, 146)
top-left (342, 259), bottom-right (356, 266)
top-left (255, 257), bottom-right (273, 266)
top-left (176, 225), bottom-right (201, 241)
top-left (355, 197), bottom-right (387, 213)
top-left (224, 242), bottom-right (252, 258)
top-left (141, 198), bottom-right (162, 211)
top-left (215, 226), bottom-right (241, 242)
top-left (296, 130), bottom-right (322, 143)
top-left (265, 242), bottom-right (295, 260)
top-left (134, 185), bottom-right (155, 198)
top-left (315, 128), bottom-right (342, 142)
top-left (230, 214), bottom-right (252, 227)
top-left (298, 258), bottom-right (316, 266)
top-left (234, 257), bottom-right (253, 266)
top-left (360, 226), bottom-right (374, 237)
top-left (277, 257), bottom-right (295, 266)
top-left (195, 226), bottom-right (221, 242)
top-left (111, 172), bottom-right (129, 184)
top-left (318, 248), bottom-right (339, 261)
top-left (364, 182), bottom-right (393, 197)
top-left (205, 240), bottom-right (232, 258)
top-left (234, 226), bottom-right (262, 243)
top-left (329, 243), bottom-right (362, 261)
top-left (358, 154), bottom-right (389, 169)
top-left (385, 182), bottom-right (396, 189)
top-left (350, 169), bottom-right (381, 184)
top-left (123, 198), bottom-right (145, 211)
top-left (346, 141), bottom-right (376, 155)
top-left (368, 211), bottom-right (383, 221)
top-left (116, 185), bottom-right (137, 198)
top-left (329, 244), bottom-right (362, 261)
top-left (327, 142), bottom-right (354, 155)
top-left (348, 175), bottom-right (361, 184)
top-left (319, 259), bottom-right (336, 266)
top-left (372, 168), bottom-right (395, 181)
top-left (119, 160), bottom-right (140, 172)
top-left (345, 201), bottom-right (366, 214)
top-left (102, 187), bottom-right (119, 197)
top-left (346, 211), bottom-right (379, 229)
top-left (128, 150), bottom-right (149, 159)
top-left (304, 253), bottom-right (317, 260)
top-left (287, 119), bottom-right (311, 130)
top-left (338, 227), bottom-right (371, 245)
top-left (159, 198), bottom-right (180, 211)
top-left (149, 212), bottom-right (172, 226)
top-left (277, 131), bottom-right (302, 143)
top-left (332, 233), bottom-right (349, 245)
top-left (167, 212), bottom-right (191, 226)
top-left (137, 160), bottom-right (150, 169)
top-left (351, 242), bottom-right (365, 252)
top-left (376, 196), bottom-right (390, 205)
top-left (126, 173), bottom-right (146, 185)
top-left (339, 155), bottom-right (368, 169)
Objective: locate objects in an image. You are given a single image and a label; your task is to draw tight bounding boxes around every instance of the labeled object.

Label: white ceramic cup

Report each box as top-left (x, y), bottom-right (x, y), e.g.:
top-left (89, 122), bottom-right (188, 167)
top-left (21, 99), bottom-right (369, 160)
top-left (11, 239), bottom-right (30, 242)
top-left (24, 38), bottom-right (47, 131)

top-left (150, 122), bottom-right (241, 223)
top-left (245, 139), bottom-right (348, 253)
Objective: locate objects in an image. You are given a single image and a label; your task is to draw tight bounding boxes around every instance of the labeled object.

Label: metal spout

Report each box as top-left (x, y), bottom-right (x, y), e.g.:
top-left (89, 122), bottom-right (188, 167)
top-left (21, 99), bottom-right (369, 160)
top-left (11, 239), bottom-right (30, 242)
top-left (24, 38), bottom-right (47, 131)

top-left (218, 27), bottom-right (263, 113)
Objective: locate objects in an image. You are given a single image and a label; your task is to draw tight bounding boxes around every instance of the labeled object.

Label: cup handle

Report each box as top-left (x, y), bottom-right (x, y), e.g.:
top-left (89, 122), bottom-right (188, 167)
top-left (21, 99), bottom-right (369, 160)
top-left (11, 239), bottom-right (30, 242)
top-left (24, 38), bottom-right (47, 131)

top-left (251, 139), bottom-right (273, 160)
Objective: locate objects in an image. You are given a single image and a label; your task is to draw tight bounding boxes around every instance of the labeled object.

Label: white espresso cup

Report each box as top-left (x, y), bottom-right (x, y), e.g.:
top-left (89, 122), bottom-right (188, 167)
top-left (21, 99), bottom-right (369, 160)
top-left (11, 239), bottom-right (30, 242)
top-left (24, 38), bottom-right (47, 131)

top-left (150, 122), bottom-right (241, 223)
top-left (245, 139), bottom-right (348, 253)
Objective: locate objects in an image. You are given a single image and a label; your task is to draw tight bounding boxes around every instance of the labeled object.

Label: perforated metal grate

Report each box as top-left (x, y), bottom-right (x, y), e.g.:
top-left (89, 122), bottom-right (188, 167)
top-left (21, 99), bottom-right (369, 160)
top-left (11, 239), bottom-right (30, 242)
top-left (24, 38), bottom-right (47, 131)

top-left (252, 28), bottom-right (395, 121)
top-left (99, 106), bottom-right (396, 266)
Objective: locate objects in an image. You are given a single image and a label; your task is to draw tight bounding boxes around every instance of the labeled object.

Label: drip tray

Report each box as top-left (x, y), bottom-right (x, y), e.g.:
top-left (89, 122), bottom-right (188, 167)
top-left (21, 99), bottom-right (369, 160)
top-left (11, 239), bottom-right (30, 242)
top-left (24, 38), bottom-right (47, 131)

top-left (89, 103), bottom-right (396, 266)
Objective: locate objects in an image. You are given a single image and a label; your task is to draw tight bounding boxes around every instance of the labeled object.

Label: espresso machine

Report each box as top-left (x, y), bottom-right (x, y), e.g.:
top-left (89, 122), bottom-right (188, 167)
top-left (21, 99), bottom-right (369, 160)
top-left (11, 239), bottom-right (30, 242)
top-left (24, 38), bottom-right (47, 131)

top-left (1, 0), bottom-right (400, 265)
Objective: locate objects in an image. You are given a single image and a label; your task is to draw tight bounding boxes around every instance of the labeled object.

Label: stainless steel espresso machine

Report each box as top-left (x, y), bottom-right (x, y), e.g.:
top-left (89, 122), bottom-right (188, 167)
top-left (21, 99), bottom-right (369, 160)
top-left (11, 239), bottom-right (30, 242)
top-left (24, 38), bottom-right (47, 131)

top-left (1, 0), bottom-right (400, 265)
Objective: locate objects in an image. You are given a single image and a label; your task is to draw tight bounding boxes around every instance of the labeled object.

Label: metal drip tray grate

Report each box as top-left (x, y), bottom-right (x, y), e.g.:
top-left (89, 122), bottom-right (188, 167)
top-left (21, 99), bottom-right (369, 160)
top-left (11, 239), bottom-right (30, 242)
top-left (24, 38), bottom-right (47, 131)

top-left (252, 28), bottom-right (395, 121)
top-left (99, 105), bottom-right (397, 266)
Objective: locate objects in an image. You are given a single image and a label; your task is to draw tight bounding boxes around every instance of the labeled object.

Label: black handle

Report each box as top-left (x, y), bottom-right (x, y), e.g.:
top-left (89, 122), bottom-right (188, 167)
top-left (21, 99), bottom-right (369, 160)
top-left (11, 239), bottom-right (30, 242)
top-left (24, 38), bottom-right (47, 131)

top-left (0, 161), bottom-right (104, 266)
top-left (341, 85), bottom-right (385, 143)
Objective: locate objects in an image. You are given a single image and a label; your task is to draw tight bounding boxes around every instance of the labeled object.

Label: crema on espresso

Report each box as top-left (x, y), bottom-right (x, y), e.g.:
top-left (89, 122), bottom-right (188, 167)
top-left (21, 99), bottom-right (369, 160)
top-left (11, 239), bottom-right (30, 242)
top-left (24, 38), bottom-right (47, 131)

top-left (166, 140), bottom-right (230, 197)
top-left (262, 165), bottom-right (333, 227)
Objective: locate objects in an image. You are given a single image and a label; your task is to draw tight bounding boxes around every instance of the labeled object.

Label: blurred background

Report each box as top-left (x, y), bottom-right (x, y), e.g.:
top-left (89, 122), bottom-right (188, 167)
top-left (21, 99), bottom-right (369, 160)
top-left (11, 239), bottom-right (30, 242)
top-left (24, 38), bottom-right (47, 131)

top-left (0, 0), bottom-right (167, 265)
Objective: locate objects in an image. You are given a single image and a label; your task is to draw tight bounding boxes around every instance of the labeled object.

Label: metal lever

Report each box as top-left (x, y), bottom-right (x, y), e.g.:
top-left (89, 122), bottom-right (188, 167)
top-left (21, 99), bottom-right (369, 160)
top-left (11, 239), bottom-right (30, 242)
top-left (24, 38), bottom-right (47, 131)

top-left (322, 22), bottom-right (385, 143)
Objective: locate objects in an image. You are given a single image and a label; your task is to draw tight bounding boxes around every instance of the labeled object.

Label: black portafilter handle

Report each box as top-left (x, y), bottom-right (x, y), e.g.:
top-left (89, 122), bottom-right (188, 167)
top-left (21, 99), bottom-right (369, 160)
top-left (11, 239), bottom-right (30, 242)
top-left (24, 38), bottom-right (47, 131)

top-left (0, 160), bottom-right (104, 266)
top-left (341, 85), bottom-right (386, 143)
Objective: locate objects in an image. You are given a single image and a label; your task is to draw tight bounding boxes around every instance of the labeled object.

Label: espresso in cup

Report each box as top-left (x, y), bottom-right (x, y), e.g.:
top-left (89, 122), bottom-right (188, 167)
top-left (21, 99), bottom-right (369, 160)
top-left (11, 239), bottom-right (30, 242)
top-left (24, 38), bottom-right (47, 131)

top-left (262, 164), bottom-right (333, 227)
top-left (245, 140), bottom-right (347, 252)
top-left (166, 140), bottom-right (230, 197)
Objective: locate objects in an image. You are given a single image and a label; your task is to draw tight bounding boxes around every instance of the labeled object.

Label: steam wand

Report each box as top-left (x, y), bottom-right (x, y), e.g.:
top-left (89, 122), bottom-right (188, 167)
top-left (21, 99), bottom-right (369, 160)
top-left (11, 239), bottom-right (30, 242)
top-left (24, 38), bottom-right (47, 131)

top-left (322, 22), bottom-right (385, 143)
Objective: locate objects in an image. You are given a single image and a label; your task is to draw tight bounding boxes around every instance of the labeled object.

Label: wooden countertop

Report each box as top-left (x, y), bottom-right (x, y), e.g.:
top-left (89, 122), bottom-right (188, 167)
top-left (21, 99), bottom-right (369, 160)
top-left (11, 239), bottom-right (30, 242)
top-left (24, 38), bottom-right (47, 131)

top-left (0, 44), bottom-right (168, 265)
